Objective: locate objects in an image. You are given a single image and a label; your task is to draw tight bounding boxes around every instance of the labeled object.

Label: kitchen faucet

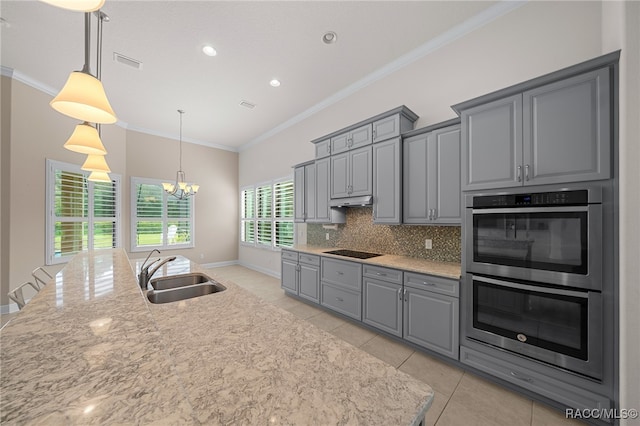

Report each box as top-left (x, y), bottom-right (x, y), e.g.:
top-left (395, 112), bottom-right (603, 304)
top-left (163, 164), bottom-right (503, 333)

top-left (138, 250), bottom-right (176, 289)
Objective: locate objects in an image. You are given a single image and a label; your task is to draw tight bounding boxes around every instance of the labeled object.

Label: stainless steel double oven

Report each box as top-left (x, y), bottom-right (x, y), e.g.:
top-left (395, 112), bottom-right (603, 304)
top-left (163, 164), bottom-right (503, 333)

top-left (463, 184), bottom-right (605, 380)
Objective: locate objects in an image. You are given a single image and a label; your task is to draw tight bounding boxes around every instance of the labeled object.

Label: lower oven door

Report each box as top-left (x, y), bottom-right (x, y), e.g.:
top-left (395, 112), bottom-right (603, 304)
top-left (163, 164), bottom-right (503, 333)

top-left (464, 274), bottom-right (603, 380)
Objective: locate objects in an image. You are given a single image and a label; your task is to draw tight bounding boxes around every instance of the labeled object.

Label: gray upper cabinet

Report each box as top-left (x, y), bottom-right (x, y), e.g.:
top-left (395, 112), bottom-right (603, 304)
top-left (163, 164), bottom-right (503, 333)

top-left (459, 66), bottom-right (611, 191)
top-left (461, 95), bottom-right (523, 191)
top-left (331, 146), bottom-right (372, 199)
top-left (372, 112), bottom-right (418, 143)
top-left (522, 68), bottom-right (611, 185)
top-left (373, 137), bottom-right (402, 224)
top-left (294, 165), bottom-right (306, 222)
top-left (403, 123), bottom-right (461, 225)
top-left (314, 139), bottom-right (331, 159)
top-left (304, 163), bottom-right (317, 222)
top-left (331, 124), bottom-right (372, 155)
top-left (313, 157), bottom-right (345, 223)
top-left (428, 126), bottom-right (461, 224)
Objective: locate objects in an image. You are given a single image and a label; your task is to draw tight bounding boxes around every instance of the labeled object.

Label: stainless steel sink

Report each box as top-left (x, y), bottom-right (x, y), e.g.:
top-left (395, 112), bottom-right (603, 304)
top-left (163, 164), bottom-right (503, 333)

top-left (146, 282), bottom-right (226, 304)
top-left (150, 273), bottom-right (211, 290)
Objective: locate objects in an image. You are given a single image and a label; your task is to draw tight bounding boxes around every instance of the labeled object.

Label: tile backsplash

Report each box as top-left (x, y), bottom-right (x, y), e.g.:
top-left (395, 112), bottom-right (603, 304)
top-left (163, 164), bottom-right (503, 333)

top-left (307, 207), bottom-right (461, 263)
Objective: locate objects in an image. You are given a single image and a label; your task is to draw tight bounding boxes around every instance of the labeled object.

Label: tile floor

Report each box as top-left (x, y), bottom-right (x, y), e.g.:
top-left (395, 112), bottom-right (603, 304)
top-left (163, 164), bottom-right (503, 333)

top-left (0, 264), bottom-right (585, 425)
top-left (206, 265), bottom-right (585, 426)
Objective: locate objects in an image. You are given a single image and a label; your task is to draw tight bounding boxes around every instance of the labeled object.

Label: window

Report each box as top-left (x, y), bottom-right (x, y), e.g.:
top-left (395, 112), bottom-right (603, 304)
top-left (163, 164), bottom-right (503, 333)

top-left (46, 159), bottom-right (121, 265)
top-left (131, 177), bottom-right (194, 251)
top-left (240, 177), bottom-right (294, 249)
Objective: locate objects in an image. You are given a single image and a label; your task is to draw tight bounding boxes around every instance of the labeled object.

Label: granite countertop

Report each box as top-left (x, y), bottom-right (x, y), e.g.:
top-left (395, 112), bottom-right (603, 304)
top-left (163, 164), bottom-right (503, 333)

top-left (1, 249), bottom-right (434, 425)
top-left (291, 244), bottom-right (462, 279)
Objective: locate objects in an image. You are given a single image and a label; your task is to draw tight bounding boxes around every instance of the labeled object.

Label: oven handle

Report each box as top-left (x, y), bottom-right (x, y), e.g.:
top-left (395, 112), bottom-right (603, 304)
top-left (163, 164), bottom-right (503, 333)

top-left (473, 275), bottom-right (589, 299)
top-left (472, 206), bottom-right (589, 214)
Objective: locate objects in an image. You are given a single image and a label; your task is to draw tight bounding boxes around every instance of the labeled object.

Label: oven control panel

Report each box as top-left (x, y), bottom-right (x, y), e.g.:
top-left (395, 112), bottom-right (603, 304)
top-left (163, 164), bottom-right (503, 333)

top-left (473, 190), bottom-right (589, 208)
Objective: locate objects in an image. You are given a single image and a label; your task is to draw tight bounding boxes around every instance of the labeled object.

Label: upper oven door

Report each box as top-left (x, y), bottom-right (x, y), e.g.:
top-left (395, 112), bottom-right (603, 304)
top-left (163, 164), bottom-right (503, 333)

top-left (466, 205), bottom-right (602, 290)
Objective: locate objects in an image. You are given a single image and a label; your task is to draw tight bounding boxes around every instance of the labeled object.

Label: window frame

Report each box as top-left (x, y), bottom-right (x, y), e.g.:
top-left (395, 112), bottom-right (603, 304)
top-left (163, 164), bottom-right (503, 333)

top-left (45, 159), bottom-right (122, 265)
top-left (130, 176), bottom-right (195, 252)
top-left (239, 176), bottom-right (294, 250)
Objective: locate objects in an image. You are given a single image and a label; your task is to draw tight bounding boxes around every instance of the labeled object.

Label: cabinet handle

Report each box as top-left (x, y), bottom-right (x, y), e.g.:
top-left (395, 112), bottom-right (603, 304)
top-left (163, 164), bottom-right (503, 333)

top-left (433, 208), bottom-right (437, 220)
top-left (510, 371), bottom-right (533, 383)
top-left (373, 129), bottom-right (377, 140)
top-left (336, 297), bottom-right (344, 302)
top-left (403, 288), bottom-right (407, 302)
top-left (517, 165), bottom-right (522, 182)
top-left (337, 271), bottom-right (344, 275)
top-left (376, 272), bottom-right (387, 276)
top-left (347, 137), bottom-right (353, 147)
top-left (422, 281), bottom-right (435, 286)
top-left (525, 164), bottom-right (530, 181)
top-left (327, 145), bottom-right (330, 153)
top-left (398, 288), bottom-right (402, 300)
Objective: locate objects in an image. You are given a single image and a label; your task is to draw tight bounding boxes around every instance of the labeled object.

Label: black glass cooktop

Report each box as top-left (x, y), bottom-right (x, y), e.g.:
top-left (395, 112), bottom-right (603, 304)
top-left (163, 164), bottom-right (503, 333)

top-left (324, 249), bottom-right (382, 260)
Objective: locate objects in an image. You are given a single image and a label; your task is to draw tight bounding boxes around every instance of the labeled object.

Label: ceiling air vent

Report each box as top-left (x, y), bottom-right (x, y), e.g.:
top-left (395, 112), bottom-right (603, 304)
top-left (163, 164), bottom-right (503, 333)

top-left (113, 52), bottom-right (143, 70)
top-left (239, 100), bottom-right (256, 110)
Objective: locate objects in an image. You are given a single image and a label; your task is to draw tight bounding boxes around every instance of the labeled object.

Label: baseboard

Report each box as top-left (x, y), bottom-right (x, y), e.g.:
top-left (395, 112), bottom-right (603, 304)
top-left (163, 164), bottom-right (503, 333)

top-left (237, 261), bottom-right (281, 279)
top-left (201, 260), bottom-right (239, 269)
top-left (1, 303), bottom-right (20, 315)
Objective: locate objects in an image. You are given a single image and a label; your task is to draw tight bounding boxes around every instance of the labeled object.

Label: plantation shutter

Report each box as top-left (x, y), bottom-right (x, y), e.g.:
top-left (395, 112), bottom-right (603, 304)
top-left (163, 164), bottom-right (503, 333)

top-left (274, 180), bottom-right (294, 248)
top-left (256, 184), bottom-right (273, 246)
top-left (241, 188), bottom-right (255, 244)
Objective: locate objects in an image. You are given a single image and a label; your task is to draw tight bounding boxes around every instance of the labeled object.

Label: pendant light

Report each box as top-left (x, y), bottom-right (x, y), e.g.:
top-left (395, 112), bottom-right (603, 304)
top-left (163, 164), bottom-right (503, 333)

top-left (50, 12), bottom-right (116, 124)
top-left (87, 171), bottom-right (112, 182)
top-left (39, 0), bottom-right (105, 12)
top-left (63, 122), bottom-right (107, 155)
top-left (162, 110), bottom-right (199, 200)
top-left (81, 154), bottom-right (111, 173)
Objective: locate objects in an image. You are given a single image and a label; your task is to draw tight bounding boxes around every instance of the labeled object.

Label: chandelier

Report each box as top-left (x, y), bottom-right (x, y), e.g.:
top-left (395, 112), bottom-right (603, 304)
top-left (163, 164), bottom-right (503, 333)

top-left (162, 110), bottom-right (199, 199)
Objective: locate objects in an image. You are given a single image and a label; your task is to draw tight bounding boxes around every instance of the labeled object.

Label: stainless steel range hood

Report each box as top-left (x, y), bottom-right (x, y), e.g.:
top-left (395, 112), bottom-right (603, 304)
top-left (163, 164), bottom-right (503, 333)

top-left (329, 195), bottom-right (373, 208)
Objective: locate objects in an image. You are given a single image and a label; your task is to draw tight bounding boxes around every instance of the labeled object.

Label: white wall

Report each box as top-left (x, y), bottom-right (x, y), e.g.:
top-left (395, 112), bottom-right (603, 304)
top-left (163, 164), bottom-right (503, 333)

top-left (239, 0), bottom-right (603, 276)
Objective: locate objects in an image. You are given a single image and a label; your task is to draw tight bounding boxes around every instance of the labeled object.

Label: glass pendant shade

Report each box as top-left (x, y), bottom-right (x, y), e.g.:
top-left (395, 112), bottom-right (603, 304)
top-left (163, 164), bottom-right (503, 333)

top-left (50, 71), bottom-right (117, 124)
top-left (63, 122), bottom-right (107, 155)
top-left (87, 171), bottom-right (111, 182)
top-left (81, 154), bottom-right (111, 173)
top-left (39, 0), bottom-right (106, 12)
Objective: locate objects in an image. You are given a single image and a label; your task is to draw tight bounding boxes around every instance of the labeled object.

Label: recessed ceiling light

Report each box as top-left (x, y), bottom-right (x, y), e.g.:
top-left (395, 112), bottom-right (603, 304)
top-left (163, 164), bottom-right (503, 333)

top-left (270, 79), bottom-right (281, 87)
top-left (322, 31), bottom-right (337, 44)
top-left (202, 45), bottom-right (217, 57)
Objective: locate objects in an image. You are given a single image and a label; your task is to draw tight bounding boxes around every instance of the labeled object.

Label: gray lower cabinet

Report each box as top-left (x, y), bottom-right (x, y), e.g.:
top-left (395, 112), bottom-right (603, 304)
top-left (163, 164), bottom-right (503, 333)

top-left (403, 123), bottom-right (461, 225)
top-left (403, 273), bottom-right (459, 359)
top-left (460, 67), bottom-right (611, 191)
top-left (320, 257), bottom-right (362, 320)
top-left (373, 137), bottom-right (402, 224)
top-left (330, 145), bottom-right (372, 199)
top-left (362, 265), bottom-right (403, 337)
top-left (281, 250), bottom-right (320, 303)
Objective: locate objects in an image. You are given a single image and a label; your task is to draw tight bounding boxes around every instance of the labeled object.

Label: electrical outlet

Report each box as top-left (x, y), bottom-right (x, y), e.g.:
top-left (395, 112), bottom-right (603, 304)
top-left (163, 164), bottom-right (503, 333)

top-left (326, 233), bottom-right (330, 240)
top-left (425, 239), bottom-right (433, 250)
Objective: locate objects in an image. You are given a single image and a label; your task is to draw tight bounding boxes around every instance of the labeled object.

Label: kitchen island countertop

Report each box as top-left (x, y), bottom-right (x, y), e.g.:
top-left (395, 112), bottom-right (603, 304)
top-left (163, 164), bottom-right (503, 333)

top-left (1, 249), bottom-right (433, 425)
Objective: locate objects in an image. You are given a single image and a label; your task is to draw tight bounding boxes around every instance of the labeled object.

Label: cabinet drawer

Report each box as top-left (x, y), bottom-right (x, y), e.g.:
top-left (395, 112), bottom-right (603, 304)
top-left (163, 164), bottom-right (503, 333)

top-left (460, 346), bottom-right (611, 413)
top-left (321, 258), bottom-right (362, 291)
top-left (281, 250), bottom-right (299, 262)
top-left (299, 253), bottom-right (320, 266)
top-left (363, 264), bottom-right (402, 284)
top-left (404, 272), bottom-right (459, 298)
top-left (321, 283), bottom-right (361, 320)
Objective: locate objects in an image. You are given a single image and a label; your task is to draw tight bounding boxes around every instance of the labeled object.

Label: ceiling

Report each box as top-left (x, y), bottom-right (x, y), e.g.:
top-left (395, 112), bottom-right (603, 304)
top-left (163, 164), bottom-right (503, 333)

top-left (1, 1), bottom-right (498, 151)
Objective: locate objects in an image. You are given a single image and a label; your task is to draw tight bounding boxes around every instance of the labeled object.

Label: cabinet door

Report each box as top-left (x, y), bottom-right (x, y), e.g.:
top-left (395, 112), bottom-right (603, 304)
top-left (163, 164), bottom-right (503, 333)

top-left (304, 163), bottom-right (317, 222)
top-left (281, 259), bottom-right (298, 293)
top-left (461, 94), bottom-right (523, 191)
top-left (315, 139), bottom-right (331, 159)
top-left (428, 125), bottom-right (461, 224)
top-left (373, 138), bottom-right (401, 224)
top-left (331, 132), bottom-right (350, 155)
top-left (373, 114), bottom-right (400, 143)
top-left (403, 286), bottom-right (459, 359)
top-left (363, 278), bottom-right (402, 337)
top-left (402, 133), bottom-right (429, 224)
top-left (314, 157), bottom-right (331, 222)
top-left (299, 264), bottom-right (319, 303)
top-left (294, 166), bottom-right (305, 222)
top-left (330, 152), bottom-right (349, 199)
top-left (349, 146), bottom-right (372, 197)
top-left (349, 124), bottom-right (373, 149)
top-left (523, 67), bottom-right (611, 185)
